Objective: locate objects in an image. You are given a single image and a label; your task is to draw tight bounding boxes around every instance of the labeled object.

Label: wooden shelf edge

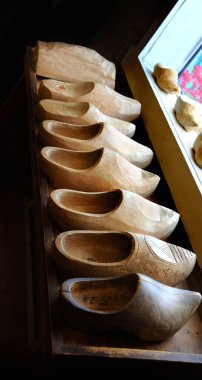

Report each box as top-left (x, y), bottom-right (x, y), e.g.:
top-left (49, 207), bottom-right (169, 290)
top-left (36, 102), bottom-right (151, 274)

top-left (122, 46), bottom-right (202, 269)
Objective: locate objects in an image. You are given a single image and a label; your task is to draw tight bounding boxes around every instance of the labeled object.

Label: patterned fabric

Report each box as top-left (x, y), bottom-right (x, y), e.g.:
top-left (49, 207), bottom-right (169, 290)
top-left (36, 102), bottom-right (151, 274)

top-left (179, 47), bottom-right (202, 103)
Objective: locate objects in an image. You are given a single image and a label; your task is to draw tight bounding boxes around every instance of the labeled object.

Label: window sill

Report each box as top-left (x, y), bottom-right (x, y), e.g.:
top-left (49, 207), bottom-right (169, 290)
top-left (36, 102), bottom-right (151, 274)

top-left (122, 45), bottom-right (202, 267)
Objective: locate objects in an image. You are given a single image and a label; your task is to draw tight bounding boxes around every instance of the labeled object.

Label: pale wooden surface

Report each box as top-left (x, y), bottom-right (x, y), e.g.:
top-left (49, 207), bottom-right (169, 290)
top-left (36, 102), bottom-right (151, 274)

top-left (34, 40), bottom-right (116, 89)
top-left (39, 146), bottom-right (160, 197)
top-left (153, 63), bottom-right (180, 94)
top-left (37, 99), bottom-right (136, 137)
top-left (49, 188), bottom-right (179, 240)
top-left (174, 95), bottom-right (202, 132)
top-left (24, 46), bottom-right (202, 368)
top-left (39, 120), bottom-right (153, 168)
top-left (38, 79), bottom-right (141, 121)
top-left (61, 273), bottom-right (201, 342)
top-left (53, 230), bottom-right (196, 286)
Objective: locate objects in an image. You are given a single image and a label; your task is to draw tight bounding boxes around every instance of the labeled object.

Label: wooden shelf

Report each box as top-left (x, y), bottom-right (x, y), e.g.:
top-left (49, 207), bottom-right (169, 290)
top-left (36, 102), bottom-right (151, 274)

top-left (24, 46), bottom-right (202, 370)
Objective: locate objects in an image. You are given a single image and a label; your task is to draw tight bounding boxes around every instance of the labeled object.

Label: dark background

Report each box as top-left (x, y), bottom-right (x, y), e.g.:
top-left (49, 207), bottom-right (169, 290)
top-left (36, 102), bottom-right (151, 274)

top-left (0, 0), bottom-right (177, 105)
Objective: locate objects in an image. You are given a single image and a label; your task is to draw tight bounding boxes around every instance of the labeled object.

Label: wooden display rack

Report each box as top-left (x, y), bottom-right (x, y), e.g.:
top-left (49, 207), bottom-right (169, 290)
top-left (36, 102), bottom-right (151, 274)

top-left (24, 46), bottom-right (202, 371)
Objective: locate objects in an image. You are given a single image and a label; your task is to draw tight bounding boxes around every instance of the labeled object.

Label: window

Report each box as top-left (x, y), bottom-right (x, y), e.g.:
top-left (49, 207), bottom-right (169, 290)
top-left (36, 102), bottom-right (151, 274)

top-left (122, 0), bottom-right (202, 266)
top-left (139, 0), bottom-right (202, 72)
top-left (136, 0), bottom-right (202, 185)
top-left (179, 45), bottom-right (202, 104)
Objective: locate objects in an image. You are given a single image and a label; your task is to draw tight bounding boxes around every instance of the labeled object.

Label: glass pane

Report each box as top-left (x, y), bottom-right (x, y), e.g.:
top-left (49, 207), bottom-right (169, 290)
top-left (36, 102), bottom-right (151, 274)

top-left (178, 46), bottom-right (202, 104)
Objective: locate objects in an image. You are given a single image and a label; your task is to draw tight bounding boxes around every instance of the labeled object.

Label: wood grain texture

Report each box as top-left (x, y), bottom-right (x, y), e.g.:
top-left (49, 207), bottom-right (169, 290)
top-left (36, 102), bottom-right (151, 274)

top-left (39, 120), bottom-right (153, 168)
top-left (39, 146), bottom-right (160, 197)
top-left (34, 40), bottom-right (116, 89)
top-left (60, 273), bottom-right (201, 342)
top-left (24, 46), bottom-right (202, 365)
top-left (38, 79), bottom-right (141, 121)
top-left (49, 188), bottom-right (179, 240)
top-left (53, 230), bottom-right (196, 286)
top-left (37, 99), bottom-right (136, 137)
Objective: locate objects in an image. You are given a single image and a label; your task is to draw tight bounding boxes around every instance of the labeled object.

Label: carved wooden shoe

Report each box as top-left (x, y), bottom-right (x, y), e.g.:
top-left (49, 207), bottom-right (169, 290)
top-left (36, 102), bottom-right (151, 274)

top-left (49, 188), bottom-right (180, 239)
top-left (53, 230), bottom-right (196, 286)
top-left (39, 120), bottom-right (153, 168)
top-left (38, 79), bottom-right (141, 121)
top-left (174, 95), bottom-right (202, 131)
top-left (193, 131), bottom-right (202, 168)
top-left (153, 63), bottom-right (180, 94)
top-left (37, 99), bottom-right (136, 137)
top-left (40, 146), bottom-right (160, 197)
top-left (60, 273), bottom-right (201, 341)
top-left (34, 40), bottom-right (116, 89)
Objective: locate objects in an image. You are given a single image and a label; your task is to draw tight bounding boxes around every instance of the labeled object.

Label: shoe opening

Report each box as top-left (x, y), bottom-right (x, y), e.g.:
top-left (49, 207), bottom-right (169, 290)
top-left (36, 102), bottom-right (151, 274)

top-left (54, 189), bottom-right (123, 215)
top-left (70, 274), bottom-right (139, 313)
top-left (59, 231), bottom-right (133, 263)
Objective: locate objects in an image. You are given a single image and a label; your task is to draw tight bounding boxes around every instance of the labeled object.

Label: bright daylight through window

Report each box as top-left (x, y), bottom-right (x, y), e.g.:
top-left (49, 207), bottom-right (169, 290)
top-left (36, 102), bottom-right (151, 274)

top-left (179, 45), bottom-right (202, 104)
top-left (122, 0), bottom-right (202, 266)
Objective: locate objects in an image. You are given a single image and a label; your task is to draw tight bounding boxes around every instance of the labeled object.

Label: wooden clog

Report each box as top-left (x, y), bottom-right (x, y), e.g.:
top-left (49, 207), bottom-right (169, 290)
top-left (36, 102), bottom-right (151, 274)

top-left (193, 131), bottom-right (202, 168)
top-left (153, 63), bottom-right (180, 94)
top-left (60, 273), bottom-right (201, 341)
top-left (49, 188), bottom-right (179, 239)
top-left (39, 120), bottom-right (153, 168)
top-left (53, 230), bottom-right (196, 286)
top-left (38, 79), bottom-right (141, 121)
top-left (40, 146), bottom-right (160, 197)
top-left (174, 95), bottom-right (202, 131)
top-left (37, 99), bottom-right (136, 138)
top-left (34, 40), bottom-right (116, 89)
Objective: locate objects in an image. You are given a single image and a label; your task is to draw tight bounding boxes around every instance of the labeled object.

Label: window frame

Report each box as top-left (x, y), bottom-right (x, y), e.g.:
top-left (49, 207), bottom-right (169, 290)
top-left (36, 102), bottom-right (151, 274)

top-left (139, 0), bottom-right (202, 72)
top-left (121, 0), bottom-right (202, 267)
